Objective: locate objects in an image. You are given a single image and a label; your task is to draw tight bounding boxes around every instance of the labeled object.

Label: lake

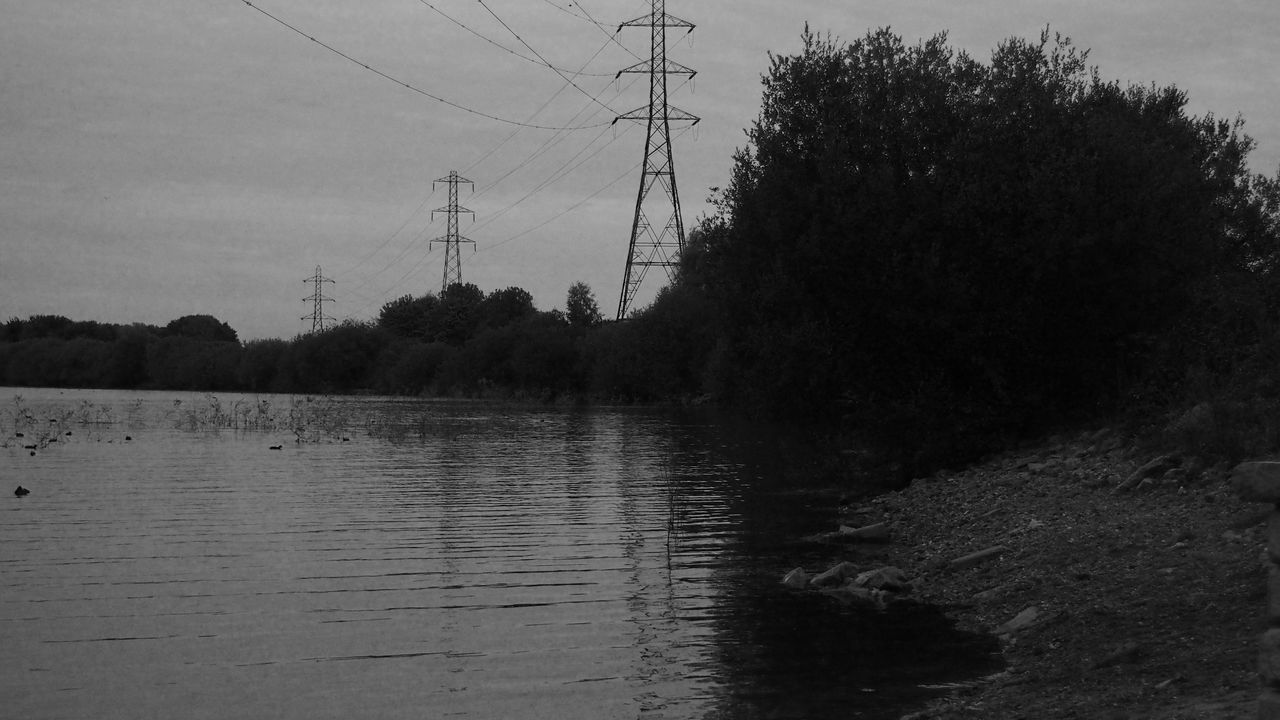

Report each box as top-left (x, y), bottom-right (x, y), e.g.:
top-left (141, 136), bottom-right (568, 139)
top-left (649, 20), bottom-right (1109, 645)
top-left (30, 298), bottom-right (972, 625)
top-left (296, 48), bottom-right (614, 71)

top-left (0, 388), bottom-right (998, 719)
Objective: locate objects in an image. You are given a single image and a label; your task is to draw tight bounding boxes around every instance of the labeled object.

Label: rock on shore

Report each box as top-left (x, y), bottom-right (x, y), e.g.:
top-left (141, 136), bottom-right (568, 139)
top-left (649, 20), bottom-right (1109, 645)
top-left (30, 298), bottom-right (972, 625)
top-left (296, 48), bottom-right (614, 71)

top-left (805, 429), bottom-right (1263, 719)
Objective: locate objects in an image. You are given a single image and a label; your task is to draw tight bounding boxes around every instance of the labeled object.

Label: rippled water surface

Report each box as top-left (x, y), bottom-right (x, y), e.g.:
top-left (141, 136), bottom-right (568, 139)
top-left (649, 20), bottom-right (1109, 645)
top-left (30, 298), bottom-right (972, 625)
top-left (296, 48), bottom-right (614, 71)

top-left (1, 389), bottom-right (996, 719)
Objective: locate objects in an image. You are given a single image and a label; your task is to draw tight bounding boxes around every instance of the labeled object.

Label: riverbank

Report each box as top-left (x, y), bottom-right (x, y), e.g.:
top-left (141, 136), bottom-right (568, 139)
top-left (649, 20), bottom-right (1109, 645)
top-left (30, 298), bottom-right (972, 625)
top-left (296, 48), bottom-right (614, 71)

top-left (826, 429), bottom-right (1264, 719)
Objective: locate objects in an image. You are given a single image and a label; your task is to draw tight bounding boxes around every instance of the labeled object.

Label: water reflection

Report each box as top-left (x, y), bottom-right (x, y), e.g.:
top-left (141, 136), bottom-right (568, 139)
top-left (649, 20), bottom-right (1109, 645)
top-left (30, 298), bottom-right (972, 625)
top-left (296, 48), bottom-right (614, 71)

top-left (0, 389), bottom-right (997, 720)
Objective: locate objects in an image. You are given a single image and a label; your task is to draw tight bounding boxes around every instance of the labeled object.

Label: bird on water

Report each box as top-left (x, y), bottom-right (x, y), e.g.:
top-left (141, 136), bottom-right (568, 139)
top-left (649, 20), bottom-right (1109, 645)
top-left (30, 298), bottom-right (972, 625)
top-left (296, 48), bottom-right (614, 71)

top-left (14, 486), bottom-right (30, 497)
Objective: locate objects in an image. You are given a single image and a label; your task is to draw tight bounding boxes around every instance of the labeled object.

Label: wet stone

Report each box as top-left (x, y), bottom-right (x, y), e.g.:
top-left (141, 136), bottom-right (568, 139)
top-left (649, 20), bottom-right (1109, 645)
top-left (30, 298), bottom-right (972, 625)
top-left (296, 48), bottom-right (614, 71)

top-left (1269, 514), bottom-right (1280, 564)
top-left (1262, 689), bottom-right (1280, 720)
top-left (1260, 629), bottom-right (1280, 688)
top-left (1269, 566), bottom-right (1280, 625)
top-left (1233, 462), bottom-right (1280, 504)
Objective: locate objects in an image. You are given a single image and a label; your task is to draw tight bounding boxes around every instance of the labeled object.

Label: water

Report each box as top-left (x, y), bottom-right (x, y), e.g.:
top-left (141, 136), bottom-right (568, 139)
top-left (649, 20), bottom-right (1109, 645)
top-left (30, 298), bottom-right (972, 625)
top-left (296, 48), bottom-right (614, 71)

top-left (0, 389), bottom-right (997, 719)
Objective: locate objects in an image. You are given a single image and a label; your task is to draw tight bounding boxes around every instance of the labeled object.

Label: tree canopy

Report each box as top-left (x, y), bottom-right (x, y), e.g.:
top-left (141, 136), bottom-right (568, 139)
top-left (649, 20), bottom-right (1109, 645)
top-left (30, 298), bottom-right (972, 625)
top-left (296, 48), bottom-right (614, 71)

top-left (686, 27), bottom-right (1280, 466)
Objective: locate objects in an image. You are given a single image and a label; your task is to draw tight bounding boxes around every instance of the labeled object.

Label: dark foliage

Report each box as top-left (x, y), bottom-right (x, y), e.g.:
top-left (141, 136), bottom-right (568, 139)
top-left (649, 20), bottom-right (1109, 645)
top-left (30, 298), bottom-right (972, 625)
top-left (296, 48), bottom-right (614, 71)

top-left (685, 27), bottom-right (1280, 470)
top-left (164, 314), bottom-right (238, 343)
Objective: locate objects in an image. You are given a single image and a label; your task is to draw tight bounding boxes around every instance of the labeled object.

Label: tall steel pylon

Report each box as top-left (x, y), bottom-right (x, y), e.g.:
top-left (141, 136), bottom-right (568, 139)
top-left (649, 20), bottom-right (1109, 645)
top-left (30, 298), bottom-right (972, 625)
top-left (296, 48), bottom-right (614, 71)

top-left (301, 265), bottom-right (335, 333)
top-left (614, 0), bottom-right (697, 320)
top-left (430, 171), bottom-right (475, 294)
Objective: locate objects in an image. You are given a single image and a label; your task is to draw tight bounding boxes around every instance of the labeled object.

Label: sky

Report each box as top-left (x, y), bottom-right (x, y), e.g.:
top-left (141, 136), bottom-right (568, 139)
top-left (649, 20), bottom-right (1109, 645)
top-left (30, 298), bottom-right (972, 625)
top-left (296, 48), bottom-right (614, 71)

top-left (2, 1), bottom-right (1278, 340)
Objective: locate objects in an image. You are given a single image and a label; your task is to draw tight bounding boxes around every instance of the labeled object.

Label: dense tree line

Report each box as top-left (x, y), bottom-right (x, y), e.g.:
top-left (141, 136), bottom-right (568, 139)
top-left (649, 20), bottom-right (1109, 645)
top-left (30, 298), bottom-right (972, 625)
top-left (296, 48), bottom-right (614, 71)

top-left (6, 27), bottom-right (1280, 473)
top-left (665, 28), bottom-right (1280, 470)
top-left (0, 283), bottom-right (654, 400)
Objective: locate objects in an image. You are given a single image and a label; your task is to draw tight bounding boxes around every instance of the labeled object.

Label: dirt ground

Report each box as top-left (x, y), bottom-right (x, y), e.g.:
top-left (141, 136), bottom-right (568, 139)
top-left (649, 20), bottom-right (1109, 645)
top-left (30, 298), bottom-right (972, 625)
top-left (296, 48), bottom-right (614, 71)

top-left (831, 429), bottom-right (1267, 719)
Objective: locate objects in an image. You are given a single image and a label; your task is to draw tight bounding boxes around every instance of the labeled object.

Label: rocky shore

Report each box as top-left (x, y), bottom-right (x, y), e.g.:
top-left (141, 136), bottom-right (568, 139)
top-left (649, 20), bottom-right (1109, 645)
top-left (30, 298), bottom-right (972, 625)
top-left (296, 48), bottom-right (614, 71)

top-left (794, 429), bottom-right (1266, 719)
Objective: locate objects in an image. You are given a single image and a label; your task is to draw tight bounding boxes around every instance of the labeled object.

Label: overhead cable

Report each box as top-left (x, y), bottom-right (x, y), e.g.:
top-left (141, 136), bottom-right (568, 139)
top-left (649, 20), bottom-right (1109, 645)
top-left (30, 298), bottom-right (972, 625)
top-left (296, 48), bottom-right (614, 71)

top-left (417, 0), bottom-right (615, 77)
top-left (465, 32), bottom-right (624, 176)
top-left (537, 0), bottom-right (643, 61)
top-left (475, 0), bottom-right (616, 116)
top-left (238, 0), bottom-right (609, 131)
top-left (482, 123), bottom-right (696, 253)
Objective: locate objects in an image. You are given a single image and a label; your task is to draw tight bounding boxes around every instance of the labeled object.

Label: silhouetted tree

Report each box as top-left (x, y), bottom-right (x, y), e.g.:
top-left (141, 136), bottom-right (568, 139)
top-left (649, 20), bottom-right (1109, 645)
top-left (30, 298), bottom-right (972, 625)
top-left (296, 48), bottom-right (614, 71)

top-left (565, 281), bottom-right (602, 329)
top-left (692, 26), bottom-right (1276, 467)
top-left (164, 315), bottom-right (238, 343)
top-left (378, 294), bottom-right (439, 340)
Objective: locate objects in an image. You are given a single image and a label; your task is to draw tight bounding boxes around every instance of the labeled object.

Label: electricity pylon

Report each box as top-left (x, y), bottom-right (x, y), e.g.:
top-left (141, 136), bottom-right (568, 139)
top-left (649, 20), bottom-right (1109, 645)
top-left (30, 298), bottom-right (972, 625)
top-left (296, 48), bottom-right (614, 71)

top-left (614, 0), bottom-right (697, 320)
top-left (301, 265), bottom-right (335, 333)
top-left (430, 171), bottom-right (475, 294)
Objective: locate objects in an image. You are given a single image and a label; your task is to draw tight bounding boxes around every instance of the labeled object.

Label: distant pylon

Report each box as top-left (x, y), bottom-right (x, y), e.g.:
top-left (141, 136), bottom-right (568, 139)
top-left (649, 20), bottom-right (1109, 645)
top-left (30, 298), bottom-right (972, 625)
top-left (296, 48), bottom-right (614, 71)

top-left (614, 0), bottom-right (697, 320)
top-left (301, 265), bottom-right (335, 333)
top-left (430, 171), bottom-right (475, 293)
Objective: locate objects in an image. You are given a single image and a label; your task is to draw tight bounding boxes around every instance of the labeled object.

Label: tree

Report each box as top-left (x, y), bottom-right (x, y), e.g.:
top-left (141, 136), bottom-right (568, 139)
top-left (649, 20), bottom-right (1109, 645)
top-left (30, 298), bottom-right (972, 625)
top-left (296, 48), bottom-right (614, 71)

top-left (479, 286), bottom-right (536, 329)
top-left (565, 281), bottom-right (602, 329)
top-left (693, 26), bottom-right (1273, 467)
top-left (164, 314), bottom-right (238, 343)
top-left (378, 294), bottom-right (439, 340)
top-left (436, 283), bottom-right (485, 345)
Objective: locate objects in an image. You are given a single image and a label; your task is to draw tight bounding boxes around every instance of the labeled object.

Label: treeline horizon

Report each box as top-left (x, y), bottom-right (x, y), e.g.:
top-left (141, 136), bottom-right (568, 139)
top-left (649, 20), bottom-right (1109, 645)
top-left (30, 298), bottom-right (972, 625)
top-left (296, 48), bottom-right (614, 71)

top-left (8, 26), bottom-right (1280, 476)
top-left (0, 280), bottom-right (693, 404)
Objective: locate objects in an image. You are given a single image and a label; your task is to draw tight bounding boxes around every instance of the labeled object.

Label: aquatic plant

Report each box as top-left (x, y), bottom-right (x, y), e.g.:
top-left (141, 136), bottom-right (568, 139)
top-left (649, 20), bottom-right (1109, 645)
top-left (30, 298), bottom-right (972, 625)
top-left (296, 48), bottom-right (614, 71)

top-left (161, 394), bottom-right (350, 443)
top-left (286, 396), bottom-right (349, 443)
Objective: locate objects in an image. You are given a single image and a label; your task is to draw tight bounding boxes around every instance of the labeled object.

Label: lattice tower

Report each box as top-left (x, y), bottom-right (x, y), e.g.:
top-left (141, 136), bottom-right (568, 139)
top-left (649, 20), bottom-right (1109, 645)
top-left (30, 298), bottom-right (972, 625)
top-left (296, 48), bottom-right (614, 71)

top-left (430, 171), bottom-right (475, 293)
top-left (614, 0), bottom-right (697, 320)
top-left (301, 265), bottom-right (335, 333)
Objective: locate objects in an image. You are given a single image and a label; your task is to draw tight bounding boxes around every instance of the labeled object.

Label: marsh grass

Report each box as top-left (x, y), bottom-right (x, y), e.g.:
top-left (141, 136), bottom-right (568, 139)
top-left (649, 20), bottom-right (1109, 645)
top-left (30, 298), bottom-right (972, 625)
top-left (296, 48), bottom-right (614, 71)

top-left (168, 394), bottom-right (350, 443)
top-left (5, 394), bottom-right (80, 448)
top-left (5, 393), bottom-right (353, 446)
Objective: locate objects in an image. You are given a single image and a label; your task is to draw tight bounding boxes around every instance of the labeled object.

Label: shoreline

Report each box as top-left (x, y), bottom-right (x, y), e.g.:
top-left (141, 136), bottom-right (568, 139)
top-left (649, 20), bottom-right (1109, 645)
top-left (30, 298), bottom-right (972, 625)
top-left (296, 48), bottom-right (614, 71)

top-left (822, 429), bottom-right (1263, 719)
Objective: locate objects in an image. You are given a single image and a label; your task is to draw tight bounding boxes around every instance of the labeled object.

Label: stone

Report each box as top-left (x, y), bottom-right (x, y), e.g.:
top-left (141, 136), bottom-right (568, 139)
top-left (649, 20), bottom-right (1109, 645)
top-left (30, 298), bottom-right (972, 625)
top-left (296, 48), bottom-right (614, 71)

top-left (853, 566), bottom-right (911, 594)
top-left (972, 586), bottom-right (1004, 603)
top-left (949, 545), bottom-right (1007, 571)
top-left (1233, 461), bottom-right (1280, 504)
top-left (1262, 629), bottom-right (1280, 689)
top-left (820, 584), bottom-right (890, 610)
top-left (1113, 454), bottom-right (1180, 494)
top-left (837, 521), bottom-right (891, 542)
top-left (1269, 513), bottom-right (1280, 564)
top-left (781, 567), bottom-right (809, 589)
top-left (1091, 641), bottom-right (1144, 669)
top-left (994, 606), bottom-right (1039, 636)
top-left (1261, 689), bottom-right (1280, 720)
top-left (810, 561), bottom-right (859, 588)
top-left (1269, 566), bottom-right (1280, 625)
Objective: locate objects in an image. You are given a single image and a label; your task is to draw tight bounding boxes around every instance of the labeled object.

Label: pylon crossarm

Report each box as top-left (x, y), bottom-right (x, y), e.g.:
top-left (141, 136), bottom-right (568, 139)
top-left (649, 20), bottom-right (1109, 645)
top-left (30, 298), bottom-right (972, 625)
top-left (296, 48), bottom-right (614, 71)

top-left (617, 59), bottom-right (695, 77)
top-left (618, 13), bottom-right (693, 31)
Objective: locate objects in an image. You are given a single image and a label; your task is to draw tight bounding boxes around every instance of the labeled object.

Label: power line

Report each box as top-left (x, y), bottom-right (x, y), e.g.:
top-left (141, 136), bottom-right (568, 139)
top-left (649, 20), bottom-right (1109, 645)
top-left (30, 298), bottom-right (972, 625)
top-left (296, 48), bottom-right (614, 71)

top-left (417, 0), bottom-right (615, 77)
top-left (483, 158), bottom-right (639, 253)
top-left (469, 72), bottom-right (685, 219)
top-left (475, 0), bottom-right (617, 117)
top-left (481, 122), bottom-right (694, 254)
top-left (339, 248), bottom-right (436, 323)
top-left (238, 0), bottom-right (610, 131)
top-left (469, 76), bottom-right (636, 206)
top-left (473, 121), bottom-right (631, 234)
top-left (342, 121), bottom-right (693, 322)
top-left (538, 0), bottom-right (645, 62)
top-left (336, 17), bottom-right (626, 298)
top-left (343, 225), bottom-right (431, 296)
top-left (465, 32), bottom-right (627, 177)
top-left (333, 186), bottom-right (436, 283)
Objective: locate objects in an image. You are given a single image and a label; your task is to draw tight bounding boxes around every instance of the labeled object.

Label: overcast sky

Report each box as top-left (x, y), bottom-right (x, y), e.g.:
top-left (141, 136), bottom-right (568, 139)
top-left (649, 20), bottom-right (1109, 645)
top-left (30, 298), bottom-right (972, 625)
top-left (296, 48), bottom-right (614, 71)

top-left (2, 1), bottom-right (1277, 340)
